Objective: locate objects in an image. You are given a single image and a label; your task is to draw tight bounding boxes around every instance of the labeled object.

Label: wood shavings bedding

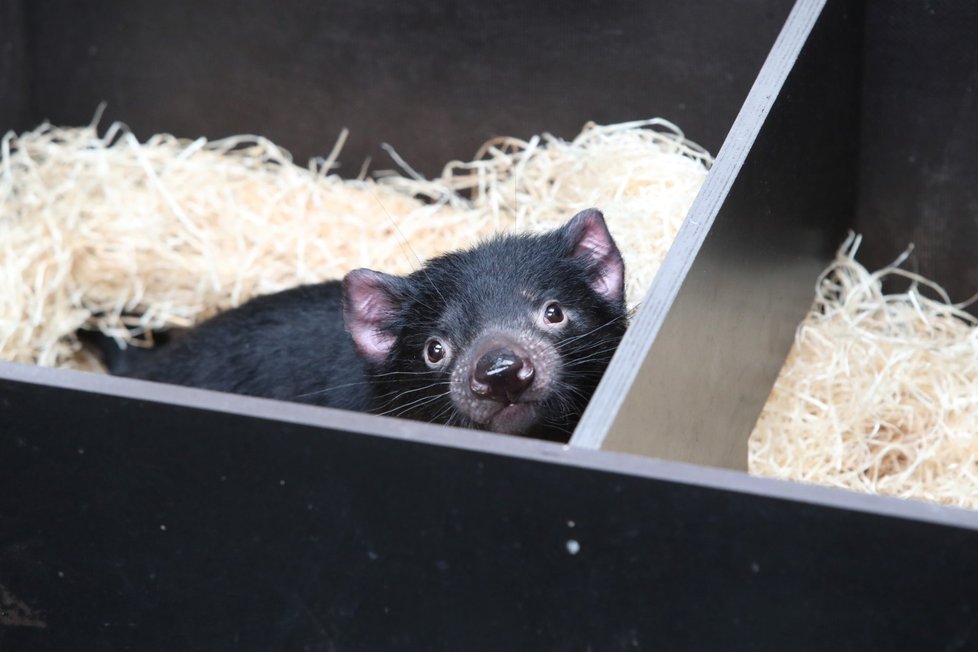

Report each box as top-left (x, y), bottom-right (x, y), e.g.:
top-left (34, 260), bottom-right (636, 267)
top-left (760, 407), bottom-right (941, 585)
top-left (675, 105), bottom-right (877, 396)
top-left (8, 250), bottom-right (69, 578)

top-left (749, 234), bottom-right (978, 509)
top-left (0, 115), bottom-right (711, 371)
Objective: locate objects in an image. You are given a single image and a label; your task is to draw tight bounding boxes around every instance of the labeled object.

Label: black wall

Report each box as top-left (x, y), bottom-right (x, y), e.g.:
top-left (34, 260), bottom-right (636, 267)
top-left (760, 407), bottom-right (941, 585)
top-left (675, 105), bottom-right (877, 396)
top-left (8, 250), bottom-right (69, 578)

top-left (6, 0), bottom-right (794, 175)
top-left (855, 2), bottom-right (978, 304)
top-left (0, 0), bottom-right (29, 131)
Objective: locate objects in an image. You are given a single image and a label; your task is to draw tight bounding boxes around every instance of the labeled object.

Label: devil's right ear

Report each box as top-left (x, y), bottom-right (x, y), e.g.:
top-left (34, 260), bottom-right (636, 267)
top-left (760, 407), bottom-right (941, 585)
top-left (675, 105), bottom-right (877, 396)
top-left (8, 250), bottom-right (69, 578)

top-left (342, 269), bottom-right (408, 363)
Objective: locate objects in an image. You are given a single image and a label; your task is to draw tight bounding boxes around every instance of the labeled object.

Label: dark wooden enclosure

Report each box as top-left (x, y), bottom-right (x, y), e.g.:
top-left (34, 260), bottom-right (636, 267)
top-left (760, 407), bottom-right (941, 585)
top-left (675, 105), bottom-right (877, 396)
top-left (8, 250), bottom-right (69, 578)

top-left (2, 1), bottom-right (978, 650)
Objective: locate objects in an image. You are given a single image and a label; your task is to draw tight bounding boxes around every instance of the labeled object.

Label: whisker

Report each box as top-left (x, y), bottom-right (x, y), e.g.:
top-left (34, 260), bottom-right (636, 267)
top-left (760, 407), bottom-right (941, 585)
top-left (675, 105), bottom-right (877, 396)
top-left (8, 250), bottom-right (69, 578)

top-left (560, 348), bottom-right (619, 367)
top-left (558, 346), bottom-right (618, 364)
top-left (385, 395), bottom-right (451, 420)
top-left (427, 402), bottom-right (459, 425)
top-left (371, 194), bottom-right (448, 310)
top-left (294, 368), bottom-right (443, 399)
top-left (558, 332), bottom-right (624, 352)
top-left (292, 380), bottom-right (374, 399)
top-left (551, 380), bottom-right (591, 404)
top-left (373, 389), bottom-right (453, 418)
top-left (370, 382), bottom-right (452, 413)
top-left (555, 315), bottom-right (628, 350)
top-left (365, 368), bottom-right (444, 379)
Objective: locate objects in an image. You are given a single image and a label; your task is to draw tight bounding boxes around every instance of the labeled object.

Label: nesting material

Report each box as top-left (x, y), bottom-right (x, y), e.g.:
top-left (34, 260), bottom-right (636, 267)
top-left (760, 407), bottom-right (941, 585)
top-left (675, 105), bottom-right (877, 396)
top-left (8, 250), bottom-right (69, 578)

top-left (0, 115), bottom-right (711, 370)
top-left (750, 235), bottom-right (978, 509)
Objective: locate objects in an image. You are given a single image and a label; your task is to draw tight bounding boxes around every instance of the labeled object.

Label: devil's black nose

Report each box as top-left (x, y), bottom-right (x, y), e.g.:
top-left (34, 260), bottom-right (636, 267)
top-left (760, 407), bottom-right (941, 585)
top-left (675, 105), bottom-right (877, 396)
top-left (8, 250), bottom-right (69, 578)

top-left (471, 348), bottom-right (535, 402)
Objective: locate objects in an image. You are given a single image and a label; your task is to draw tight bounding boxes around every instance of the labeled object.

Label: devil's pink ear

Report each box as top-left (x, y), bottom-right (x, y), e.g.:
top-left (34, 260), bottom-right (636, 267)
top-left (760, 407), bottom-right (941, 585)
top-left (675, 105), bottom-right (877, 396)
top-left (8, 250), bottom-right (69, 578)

top-left (562, 208), bottom-right (625, 303)
top-left (342, 269), bottom-right (406, 363)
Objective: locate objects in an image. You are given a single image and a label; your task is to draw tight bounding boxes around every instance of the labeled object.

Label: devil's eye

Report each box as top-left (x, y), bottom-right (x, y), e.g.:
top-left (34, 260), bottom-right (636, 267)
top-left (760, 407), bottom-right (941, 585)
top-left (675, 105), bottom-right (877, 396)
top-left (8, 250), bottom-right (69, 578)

top-left (424, 338), bottom-right (446, 365)
top-left (543, 302), bottom-right (565, 324)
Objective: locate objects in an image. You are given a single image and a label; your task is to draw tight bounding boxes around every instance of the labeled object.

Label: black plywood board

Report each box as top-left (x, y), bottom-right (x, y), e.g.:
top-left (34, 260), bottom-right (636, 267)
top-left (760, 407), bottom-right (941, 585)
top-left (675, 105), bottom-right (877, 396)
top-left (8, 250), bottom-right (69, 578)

top-left (1, 366), bottom-right (978, 651)
top-left (573, 0), bottom-right (860, 466)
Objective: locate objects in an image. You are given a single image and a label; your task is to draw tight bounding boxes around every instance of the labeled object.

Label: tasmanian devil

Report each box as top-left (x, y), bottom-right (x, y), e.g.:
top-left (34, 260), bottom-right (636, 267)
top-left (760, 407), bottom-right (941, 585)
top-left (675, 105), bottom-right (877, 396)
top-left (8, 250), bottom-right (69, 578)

top-left (101, 208), bottom-right (628, 441)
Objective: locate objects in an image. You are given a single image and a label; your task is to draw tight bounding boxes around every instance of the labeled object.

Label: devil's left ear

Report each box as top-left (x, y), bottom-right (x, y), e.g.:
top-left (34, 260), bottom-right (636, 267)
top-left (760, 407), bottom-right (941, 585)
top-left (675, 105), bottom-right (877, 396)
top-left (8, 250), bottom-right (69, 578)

top-left (561, 208), bottom-right (625, 304)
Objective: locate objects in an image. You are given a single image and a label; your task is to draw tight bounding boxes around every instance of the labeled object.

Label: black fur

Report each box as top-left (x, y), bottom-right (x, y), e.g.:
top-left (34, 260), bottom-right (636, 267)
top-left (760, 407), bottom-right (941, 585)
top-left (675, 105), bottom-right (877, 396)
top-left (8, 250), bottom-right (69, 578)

top-left (105, 210), bottom-right (628, 441)
top-left (120, 282), bottom-right (373, 412)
